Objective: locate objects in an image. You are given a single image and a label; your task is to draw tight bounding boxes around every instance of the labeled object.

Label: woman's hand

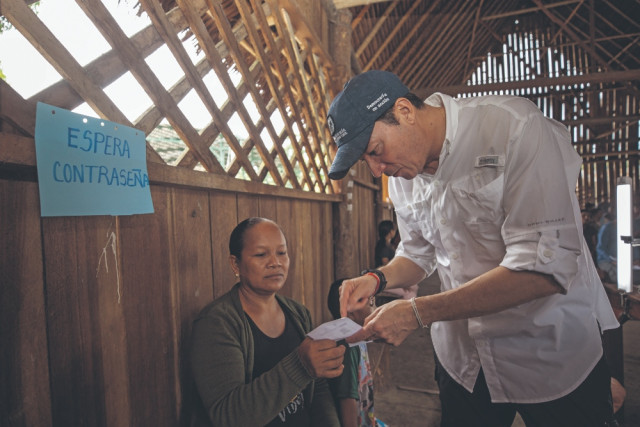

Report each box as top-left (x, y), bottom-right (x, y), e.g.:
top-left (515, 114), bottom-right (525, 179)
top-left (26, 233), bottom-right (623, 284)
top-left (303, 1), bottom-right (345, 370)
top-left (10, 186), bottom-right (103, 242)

top-left (297, 338), bottom-right (345, 379)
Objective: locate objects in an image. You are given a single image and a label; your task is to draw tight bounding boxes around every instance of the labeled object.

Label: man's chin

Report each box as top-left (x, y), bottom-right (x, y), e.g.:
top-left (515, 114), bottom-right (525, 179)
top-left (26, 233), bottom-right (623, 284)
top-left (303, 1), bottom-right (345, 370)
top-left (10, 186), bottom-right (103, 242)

top-left (391, 170), bottom-right (416, 180)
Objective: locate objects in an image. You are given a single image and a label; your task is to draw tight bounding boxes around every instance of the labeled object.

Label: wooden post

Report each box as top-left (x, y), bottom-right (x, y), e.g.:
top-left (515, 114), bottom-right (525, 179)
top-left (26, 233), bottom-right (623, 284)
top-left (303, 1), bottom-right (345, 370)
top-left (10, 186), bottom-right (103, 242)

top-left (326, 2), bottom-right (352, 90)
top-left (326, 3), bottom-right (358, 280)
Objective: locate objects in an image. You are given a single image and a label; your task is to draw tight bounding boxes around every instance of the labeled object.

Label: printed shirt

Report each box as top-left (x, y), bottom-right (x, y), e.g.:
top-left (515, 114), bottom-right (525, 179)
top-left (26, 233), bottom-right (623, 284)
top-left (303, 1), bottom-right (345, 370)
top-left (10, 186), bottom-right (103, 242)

top-left (389, 93), bottom-right (619, 403)
top-left (329, 343), bottom-right (377, 426)
top-left (356, 343), bottom-right (376, 426)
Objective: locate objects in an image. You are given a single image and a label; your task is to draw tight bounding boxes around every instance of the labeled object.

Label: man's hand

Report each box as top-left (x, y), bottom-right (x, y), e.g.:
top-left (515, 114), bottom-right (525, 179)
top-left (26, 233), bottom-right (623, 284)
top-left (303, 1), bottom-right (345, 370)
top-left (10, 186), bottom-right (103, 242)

top-left (339, 275), bottom-right (378, 318)
top-left (345, 299), bottom-right (418, 347)
top-left (297, 338), bottom-right (345, 379)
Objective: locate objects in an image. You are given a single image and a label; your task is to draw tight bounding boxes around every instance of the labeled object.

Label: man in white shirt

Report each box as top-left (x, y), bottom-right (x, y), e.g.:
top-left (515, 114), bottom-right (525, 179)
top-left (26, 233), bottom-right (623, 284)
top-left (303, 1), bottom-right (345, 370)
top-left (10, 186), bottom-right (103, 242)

top-left (328, 70), bottom-right (620, 426)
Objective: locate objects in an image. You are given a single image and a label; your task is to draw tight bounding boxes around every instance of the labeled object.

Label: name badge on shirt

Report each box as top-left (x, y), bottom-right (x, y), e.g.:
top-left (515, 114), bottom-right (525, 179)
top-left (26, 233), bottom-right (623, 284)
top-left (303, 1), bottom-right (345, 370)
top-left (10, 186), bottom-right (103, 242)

top-left (475, 155), bottom-right (504, 168)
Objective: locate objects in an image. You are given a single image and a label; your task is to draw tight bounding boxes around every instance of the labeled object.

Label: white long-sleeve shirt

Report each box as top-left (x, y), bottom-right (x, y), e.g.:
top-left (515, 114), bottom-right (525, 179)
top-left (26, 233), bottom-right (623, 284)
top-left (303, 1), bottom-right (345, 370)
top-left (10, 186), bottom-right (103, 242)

top-left (389, 93), bottom-right (618, 403)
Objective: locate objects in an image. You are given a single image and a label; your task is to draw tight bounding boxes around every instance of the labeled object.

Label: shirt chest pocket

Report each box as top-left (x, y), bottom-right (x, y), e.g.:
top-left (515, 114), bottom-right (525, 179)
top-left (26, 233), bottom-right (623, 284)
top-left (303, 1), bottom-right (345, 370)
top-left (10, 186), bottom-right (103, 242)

top-left (396, 199), bottom-right (438, 243)
top-left (450, 169), bottom-right (505, 227)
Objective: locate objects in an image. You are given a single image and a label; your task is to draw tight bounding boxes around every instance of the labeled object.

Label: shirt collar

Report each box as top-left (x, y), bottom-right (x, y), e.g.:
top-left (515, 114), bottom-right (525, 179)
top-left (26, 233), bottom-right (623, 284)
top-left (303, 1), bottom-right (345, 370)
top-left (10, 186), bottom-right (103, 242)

top-left (423, 92), bottom-right (456, 174)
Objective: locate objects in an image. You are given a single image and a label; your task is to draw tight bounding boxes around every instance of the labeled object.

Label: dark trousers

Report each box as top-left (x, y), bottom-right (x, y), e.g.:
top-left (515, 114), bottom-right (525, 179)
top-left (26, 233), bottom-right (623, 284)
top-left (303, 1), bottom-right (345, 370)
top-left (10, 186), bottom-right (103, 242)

top-left (434, 353), bottom-right (618, 427)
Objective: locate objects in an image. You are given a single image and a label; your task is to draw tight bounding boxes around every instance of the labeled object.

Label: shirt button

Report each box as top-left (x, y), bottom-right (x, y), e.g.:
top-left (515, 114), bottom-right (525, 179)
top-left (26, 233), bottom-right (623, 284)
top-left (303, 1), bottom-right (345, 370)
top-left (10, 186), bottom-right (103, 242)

top-left (451, 253), bottom-right (459, 260)
top-left (543, 249), bottom-right (554, 258)
top-left (440, 218), bottom-right (447, 225)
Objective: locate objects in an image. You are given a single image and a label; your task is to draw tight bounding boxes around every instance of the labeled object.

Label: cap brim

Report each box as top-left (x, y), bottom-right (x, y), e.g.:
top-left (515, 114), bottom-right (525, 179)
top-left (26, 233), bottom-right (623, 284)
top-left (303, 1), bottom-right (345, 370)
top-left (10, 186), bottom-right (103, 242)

top-left (328, 122), bottom-right (374, 180)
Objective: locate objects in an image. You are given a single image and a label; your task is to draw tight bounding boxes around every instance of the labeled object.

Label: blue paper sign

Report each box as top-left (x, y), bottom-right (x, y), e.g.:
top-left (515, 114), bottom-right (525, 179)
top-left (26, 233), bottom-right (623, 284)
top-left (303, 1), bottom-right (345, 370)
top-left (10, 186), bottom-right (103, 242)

top-left (34, 102), bottom-right (154, 216)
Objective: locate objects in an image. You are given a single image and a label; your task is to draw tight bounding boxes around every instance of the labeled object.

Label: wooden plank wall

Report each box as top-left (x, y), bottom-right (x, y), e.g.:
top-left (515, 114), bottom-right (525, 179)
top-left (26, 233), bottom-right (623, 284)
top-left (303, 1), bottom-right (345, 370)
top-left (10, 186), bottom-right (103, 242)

top-left (1, 170), bottom-right (337, 426)
top-left (353, 177), bottom-right (378, 272)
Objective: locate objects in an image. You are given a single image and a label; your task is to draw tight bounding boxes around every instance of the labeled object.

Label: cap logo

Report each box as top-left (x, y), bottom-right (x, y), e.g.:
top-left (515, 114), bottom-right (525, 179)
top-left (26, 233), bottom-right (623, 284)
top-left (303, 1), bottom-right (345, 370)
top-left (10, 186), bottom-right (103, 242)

top-left (327, 115), bottom-right (335, 135)
top-left (367, 92), bottom-right (390, 112)
top-left (333, 128), bottom-right (348, 145)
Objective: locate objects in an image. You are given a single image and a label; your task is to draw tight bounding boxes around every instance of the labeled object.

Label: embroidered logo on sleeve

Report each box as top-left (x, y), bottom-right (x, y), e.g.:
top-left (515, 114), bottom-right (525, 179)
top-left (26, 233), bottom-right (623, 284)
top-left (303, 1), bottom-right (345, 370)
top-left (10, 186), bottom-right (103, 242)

top-left (475, 155), bottom-right (505, 168)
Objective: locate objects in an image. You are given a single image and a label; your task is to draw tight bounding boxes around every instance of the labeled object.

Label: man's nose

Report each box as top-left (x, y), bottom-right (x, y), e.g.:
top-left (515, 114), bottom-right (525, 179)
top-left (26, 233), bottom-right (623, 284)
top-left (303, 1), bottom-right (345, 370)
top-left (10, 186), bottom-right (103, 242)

top-left (364, 157), bottom-right (384, 178)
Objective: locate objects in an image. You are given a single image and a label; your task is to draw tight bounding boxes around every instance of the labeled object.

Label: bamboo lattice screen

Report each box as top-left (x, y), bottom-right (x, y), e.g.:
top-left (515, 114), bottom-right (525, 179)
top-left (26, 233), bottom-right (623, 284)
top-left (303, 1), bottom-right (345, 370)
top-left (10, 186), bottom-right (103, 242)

top-left (0, 0), bottom-right (338, 194)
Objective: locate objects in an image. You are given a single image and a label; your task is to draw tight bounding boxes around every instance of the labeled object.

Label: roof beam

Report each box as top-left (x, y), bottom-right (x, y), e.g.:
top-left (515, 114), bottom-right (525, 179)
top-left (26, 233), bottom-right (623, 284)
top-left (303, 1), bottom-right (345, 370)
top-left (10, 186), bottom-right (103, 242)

top-left (334, 0), bottom-right (392, 10)
top-left (416, 69), bottom-right (640, 97)
top-left (481, 0), bottom-right (581, 20)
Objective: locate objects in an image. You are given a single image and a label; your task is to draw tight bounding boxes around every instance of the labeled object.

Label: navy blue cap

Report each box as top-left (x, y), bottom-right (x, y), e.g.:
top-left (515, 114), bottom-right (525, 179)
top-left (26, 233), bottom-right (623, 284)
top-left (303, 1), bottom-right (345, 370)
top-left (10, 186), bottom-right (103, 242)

top-left (327, 70), bottom-right (408, 180)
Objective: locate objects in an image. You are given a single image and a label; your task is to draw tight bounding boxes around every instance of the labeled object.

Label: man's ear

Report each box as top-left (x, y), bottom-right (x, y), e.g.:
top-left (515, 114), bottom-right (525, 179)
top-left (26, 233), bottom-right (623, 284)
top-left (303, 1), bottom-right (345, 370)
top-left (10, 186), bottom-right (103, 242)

top-left (394, 97), bottom-right (415, 124)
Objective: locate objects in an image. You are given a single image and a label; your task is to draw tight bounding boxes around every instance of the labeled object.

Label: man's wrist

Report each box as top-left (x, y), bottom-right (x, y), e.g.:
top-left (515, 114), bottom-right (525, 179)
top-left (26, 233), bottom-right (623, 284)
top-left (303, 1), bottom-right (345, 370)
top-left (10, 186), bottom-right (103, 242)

top-left (410, 297), bottom-right (430, 329)
top-left (360, 269), bottom-right (387, 295)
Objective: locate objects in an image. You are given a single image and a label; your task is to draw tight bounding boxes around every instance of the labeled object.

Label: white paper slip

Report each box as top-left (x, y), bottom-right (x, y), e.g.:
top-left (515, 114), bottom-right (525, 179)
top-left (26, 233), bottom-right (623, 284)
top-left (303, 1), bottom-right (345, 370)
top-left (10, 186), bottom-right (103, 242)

top-left (307, 317), bottom-right (368, 347)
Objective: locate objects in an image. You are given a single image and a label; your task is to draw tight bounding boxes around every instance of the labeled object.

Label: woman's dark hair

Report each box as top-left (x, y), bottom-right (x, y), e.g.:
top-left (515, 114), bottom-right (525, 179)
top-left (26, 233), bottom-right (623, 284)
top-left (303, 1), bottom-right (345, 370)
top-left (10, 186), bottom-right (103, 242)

top-left (378, 220), bottom-right (395, 240)
top-left (228, 217), bottom-right (269, 259)
top-left (377, 92), bottom-right (425, 125)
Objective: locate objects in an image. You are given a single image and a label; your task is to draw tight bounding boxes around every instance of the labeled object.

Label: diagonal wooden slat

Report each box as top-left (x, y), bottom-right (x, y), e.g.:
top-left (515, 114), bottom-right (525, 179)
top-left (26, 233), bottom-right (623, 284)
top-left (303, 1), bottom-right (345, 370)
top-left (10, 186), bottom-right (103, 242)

top-left (135, 56), bottom-right (213, 136)
top-left (1, 0), bottom-right (163, 163)
top-left (380, 0), bottom-right (441, 72)
top-left (2, 0), bottom-right (127, 122)
top-left (206, 0), bottom-right (292, 187)
top-left (354, 0), bottom-right (400, 58)
top-left (174, 0), bottom-right (272, 181)
top-left (362, 0), bottom-right (421, 72)
top-left (0, 80), bottom-right (38, 137)
top-left (174, 58), bottom-right (258, 170)
top-left (182, 5), bottom-right (284, 185)
top-left (232, 0), bottom-right (311, 189)
top-left (306, 53), bottom-right (332, 174)
top-left (273, 6), bottom-right (330, 188)
top-left (403, 6), bottom-right (475, 88)
top-left (248, 0), bottom-right (319, 190)
top-left (253, 14), bottom-right (315, 191)
top-left (138, 0), bottom-right (282, 184)
top-left (350, 4), bottom-right (371, 31)
top-left (463, 0), bottom-right (486, 79)
top-left (567, 6), bottom-right (640, 68)
top-left (532, 0), bottom-right (609, 70)
top-left (76, 0), bottom-right (225, 174)
top-left (26, 3), bottom-right (206, 111)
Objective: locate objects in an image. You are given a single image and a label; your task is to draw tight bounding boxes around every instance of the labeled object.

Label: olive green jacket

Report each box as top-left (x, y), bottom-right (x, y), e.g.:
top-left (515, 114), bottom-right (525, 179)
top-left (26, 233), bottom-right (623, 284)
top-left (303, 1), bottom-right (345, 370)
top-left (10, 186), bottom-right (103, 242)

top-left (190, 283), bottom-right (339, 426)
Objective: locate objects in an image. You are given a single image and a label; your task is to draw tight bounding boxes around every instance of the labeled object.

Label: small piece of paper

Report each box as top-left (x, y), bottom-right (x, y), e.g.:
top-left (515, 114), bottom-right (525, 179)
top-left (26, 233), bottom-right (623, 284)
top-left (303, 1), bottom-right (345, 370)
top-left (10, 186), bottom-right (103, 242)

top-left (307, 317), bottom-right (367, 347)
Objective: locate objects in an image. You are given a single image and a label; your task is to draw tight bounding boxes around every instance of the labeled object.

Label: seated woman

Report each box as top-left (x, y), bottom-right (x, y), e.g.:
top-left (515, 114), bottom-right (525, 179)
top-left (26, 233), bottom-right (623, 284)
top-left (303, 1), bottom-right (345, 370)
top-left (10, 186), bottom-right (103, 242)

top-left (190, 217), bottom-right (343, 426)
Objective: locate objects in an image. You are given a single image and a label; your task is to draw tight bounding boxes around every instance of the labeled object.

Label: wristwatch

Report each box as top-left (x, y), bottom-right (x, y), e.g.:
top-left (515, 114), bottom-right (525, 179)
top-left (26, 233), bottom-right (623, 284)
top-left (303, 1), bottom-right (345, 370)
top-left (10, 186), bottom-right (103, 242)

top-left (360, 269), bottom-right (387, 295)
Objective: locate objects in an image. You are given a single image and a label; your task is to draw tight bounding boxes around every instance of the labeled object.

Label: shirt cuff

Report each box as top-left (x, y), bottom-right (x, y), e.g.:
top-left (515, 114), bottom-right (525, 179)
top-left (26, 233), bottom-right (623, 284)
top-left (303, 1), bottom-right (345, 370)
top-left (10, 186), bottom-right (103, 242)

top-left (502, 231), bottom-right (579, 292)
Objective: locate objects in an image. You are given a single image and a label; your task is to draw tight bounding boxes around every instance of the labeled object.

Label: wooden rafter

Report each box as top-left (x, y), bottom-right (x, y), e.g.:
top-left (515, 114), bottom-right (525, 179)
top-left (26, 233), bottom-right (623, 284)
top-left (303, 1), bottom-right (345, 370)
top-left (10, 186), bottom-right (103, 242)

top-left (354, 0), bottom-right (400, 58)
top-left (362, 0), bottom-right (421, 72)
